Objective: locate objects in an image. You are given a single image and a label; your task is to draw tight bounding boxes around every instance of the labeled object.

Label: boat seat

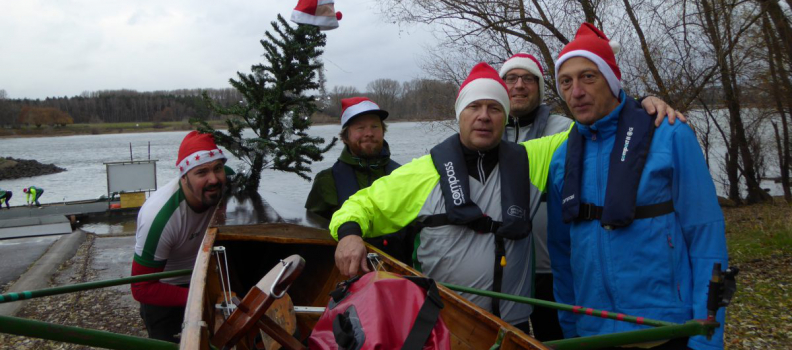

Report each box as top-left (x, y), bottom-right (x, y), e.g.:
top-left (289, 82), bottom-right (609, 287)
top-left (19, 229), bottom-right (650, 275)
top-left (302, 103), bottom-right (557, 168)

top-left (211, 254), bottom-right (306, 350)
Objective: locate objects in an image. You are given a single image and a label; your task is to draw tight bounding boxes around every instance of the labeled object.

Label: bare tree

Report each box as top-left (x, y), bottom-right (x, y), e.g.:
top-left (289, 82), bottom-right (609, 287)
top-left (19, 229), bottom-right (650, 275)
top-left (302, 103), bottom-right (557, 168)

top-left (366, 78), bottom-right (403, 114)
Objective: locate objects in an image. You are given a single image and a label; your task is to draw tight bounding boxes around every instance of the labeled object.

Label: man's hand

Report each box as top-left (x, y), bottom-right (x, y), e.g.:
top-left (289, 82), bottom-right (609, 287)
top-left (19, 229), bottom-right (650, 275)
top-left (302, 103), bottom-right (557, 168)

top-left (335, 235), bottom-right (370, 277)
top-left (640, 96), bottom-right (687, 126)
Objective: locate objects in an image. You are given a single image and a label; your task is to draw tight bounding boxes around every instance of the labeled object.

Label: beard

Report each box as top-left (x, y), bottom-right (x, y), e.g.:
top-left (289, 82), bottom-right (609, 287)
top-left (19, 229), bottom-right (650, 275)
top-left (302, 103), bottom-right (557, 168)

top-left (187, 178), bottom-right (224, 208)
top-left (348, 140), bottom-right (383, 158)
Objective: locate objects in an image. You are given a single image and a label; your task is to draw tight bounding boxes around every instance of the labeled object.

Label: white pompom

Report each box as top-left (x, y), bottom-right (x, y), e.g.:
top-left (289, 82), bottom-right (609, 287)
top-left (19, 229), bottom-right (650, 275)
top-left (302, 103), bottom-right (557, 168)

top-left (609, 40), bottom-right (621, 55)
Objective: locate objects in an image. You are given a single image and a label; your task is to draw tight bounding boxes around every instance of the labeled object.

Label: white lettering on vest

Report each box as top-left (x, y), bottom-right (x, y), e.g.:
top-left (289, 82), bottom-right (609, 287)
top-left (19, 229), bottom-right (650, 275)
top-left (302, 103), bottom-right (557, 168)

top-left (621, 127), bottom-right (634, 162)
top-left (444, 161), bottom-right (466, 206)
top-left (562, 194), bottom-right (575, 204)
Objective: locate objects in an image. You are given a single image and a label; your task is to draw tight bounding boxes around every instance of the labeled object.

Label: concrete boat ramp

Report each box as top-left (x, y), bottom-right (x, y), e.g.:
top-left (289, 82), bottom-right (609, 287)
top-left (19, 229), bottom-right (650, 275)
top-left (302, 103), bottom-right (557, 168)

top-left (0, 200), bottom-right (126, 240)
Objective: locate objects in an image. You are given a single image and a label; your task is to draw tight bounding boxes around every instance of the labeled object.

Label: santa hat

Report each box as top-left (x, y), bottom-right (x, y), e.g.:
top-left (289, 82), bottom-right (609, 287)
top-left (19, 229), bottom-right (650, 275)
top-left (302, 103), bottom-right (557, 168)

top-left (499, 53), bottom-right (546, 102)
top-left (455, 62), bottom-right (510, 122)
top-left (291, 0), bottom-right (342, 31)
top-left (340, 97), bottom-right (388, 127)
top-left (555, 23), bottom-right (622, 100)
top-left (176, 131), bottom-right (227, 177)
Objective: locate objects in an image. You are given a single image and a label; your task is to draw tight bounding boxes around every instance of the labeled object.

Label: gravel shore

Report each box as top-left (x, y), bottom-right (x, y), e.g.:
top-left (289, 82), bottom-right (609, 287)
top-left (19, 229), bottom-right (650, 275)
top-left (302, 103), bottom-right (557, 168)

top-left (0, 233), bottom-right (147, 349)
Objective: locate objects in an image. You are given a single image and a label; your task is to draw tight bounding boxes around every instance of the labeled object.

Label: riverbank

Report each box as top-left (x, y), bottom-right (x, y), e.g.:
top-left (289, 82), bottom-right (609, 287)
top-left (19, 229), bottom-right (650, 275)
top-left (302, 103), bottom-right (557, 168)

top-left (0, 118), bottom-right (446, 138)
top-left (0, 120), bottom-right (225, 138)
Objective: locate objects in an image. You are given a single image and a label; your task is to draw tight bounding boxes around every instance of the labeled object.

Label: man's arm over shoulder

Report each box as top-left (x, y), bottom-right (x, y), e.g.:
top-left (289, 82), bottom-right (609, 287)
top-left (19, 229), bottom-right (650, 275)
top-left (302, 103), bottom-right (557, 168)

top-left (523, 123), bottom-right (574, 193)
top-left (668, 123), bottom-right (728, 350)
top-left (304, 168), bottom-right (337, 221)
top-left (547, 144), bottom-right (578, 339)
top-left (329, 155), bottom-right (439, 241)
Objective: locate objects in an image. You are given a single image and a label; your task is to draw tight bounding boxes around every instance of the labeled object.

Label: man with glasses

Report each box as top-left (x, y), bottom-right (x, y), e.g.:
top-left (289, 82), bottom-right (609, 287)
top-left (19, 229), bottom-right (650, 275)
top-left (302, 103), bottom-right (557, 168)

top-left (499, 53), bottom-right (684, 341)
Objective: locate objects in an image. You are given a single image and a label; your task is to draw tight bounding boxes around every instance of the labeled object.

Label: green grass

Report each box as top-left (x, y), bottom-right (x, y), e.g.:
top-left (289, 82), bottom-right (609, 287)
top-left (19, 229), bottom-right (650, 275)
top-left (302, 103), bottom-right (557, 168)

top-left (722, 202), bottom-right (792, 348)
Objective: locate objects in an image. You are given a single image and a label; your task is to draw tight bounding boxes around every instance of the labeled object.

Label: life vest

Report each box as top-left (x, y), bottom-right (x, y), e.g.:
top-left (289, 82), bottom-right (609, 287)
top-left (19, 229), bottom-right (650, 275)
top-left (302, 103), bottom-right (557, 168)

top-left (332, 159), bottom-right (400, 206)
top-left (421, 134), bottom-right (531, 316)
top-left (561, 97), bottom-right (674, 229)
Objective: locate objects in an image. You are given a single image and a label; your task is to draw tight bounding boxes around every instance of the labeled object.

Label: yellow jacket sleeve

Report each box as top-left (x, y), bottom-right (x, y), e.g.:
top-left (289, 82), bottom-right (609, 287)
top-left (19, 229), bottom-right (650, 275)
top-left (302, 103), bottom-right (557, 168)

top-left (329, 155), bottom-right (440, 241)
top-left (523, 123), bottom-right (574, 192)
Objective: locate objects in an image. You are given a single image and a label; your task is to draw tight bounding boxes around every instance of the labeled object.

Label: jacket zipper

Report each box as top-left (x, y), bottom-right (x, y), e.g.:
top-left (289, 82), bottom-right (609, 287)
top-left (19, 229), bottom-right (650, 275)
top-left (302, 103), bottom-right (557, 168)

top-left (477, 151), bottom-right (485, 182)
top-left (667, 234), bottom-right (681, 302)
top-left (595, 132), bottom-right (616, 309)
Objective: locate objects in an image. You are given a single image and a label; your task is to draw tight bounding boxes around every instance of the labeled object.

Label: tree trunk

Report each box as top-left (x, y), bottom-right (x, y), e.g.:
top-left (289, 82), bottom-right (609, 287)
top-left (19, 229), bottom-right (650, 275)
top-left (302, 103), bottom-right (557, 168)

top-left (763, 14), bottom-right (792, 202)
top-left (700, 0), bottom-right (771, 204)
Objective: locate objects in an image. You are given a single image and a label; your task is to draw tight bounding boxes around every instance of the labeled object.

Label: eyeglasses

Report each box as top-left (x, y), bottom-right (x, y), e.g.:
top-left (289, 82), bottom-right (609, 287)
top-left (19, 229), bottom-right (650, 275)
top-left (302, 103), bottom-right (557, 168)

top-left (504, 74), bottom-right (539, 85)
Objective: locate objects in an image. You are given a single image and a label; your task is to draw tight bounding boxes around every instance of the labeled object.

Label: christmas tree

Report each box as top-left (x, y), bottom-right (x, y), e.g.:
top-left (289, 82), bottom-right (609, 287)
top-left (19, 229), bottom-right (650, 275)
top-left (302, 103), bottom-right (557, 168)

top-left (193, 14), bottom-right (336, 194)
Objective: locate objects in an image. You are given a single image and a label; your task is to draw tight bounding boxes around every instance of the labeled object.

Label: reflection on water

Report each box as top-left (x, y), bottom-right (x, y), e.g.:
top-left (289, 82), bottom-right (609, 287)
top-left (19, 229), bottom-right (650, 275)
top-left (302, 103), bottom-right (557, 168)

top-left (78, 216), bottom-right (138, 235)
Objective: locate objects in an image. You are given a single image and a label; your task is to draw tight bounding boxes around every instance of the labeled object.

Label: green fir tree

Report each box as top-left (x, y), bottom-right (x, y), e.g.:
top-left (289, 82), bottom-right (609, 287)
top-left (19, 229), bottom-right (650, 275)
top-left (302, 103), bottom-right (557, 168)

top-left (192, 15), bottom-right (337, 194)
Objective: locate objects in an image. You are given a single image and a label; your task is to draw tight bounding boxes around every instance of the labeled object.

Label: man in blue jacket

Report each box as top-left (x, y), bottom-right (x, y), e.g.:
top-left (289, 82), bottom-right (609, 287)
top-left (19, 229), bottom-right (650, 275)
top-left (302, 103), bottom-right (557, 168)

top-left (547, 23), bottom-right (728, 350)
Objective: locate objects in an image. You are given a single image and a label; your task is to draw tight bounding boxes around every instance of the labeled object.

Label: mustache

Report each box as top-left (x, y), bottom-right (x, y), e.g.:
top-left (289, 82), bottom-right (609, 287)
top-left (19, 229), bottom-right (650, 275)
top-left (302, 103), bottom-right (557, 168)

top-left (203, 183), bottom-right (222, 192)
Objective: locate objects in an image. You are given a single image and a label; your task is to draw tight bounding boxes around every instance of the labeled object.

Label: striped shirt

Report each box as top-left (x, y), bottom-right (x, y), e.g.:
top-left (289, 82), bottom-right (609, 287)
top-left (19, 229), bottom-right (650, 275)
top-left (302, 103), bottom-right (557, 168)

top-left (133, 177), bottom-right (214, 285)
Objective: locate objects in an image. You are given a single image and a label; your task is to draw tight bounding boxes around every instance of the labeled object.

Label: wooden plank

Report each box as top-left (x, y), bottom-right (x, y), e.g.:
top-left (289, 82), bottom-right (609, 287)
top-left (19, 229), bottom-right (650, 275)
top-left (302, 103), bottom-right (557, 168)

top-left (181, 227), bottom-right (218, 350)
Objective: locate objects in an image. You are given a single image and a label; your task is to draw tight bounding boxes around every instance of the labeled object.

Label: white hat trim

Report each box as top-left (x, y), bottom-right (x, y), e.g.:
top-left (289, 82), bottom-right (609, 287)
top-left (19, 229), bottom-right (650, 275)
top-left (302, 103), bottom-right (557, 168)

top-left (290, 11), bottom-right (339, 30)
top-left (341, 100), bottom-right (381, 126)
top-left (177, 149), bottom-right (227, 177)
top-left (499, 56), bottom-right (546, 103)
top-left (317, 0), bottom-right (335, 5)
top-left (454, 78), bottom-right (510, 121)
top-left (555, 50), bottom-right (621, 101)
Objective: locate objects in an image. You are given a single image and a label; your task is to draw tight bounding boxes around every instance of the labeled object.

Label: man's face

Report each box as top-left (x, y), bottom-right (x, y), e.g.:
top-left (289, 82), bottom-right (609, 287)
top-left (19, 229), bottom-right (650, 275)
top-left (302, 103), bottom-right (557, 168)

top-left (557, 57), bottom-right (621, 125)
top-left (181, 159), bottom-right (227, 211)
top-left (504, 68), bottom-right (541, 117)
top-left (458, 99), bottom-right (505, 151)
top-left (344, 114), bottom-right (384, 158)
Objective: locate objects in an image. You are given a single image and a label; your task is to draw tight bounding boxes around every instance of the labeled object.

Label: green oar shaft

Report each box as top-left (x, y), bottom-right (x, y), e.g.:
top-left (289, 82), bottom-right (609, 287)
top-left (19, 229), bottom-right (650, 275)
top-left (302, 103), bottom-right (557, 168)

top-left (544, 320), bottom-right (717, 349)
top-left (440, 282), bottom-right (677, 328)
top-left (0, 314), bottom-right (178, 350)
top-left (0, 269), bottom-right (193, 303)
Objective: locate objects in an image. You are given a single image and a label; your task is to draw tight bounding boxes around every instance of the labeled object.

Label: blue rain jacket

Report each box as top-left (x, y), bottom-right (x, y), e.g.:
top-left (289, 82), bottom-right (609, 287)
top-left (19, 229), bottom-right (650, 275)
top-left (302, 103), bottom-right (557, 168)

top-left (547, 93), bottom-right (728, 350)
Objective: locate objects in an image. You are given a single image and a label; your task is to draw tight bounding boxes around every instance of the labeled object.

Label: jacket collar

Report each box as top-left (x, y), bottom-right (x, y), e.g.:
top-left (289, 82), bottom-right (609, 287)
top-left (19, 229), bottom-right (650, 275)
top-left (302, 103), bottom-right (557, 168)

top-left (575, 90), bottom-right (626, 140)
top-left (506, 104), bottom-right (544, 128)
top-left (338, 140), bottom-right (393, 170)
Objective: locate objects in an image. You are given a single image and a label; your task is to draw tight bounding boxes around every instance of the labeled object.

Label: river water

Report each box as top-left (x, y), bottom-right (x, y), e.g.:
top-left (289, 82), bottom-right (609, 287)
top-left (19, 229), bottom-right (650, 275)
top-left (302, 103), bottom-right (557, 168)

top-left (0, 122), bottom-right (456, 206)
top-left (0, 119), bottom-right (782, 208)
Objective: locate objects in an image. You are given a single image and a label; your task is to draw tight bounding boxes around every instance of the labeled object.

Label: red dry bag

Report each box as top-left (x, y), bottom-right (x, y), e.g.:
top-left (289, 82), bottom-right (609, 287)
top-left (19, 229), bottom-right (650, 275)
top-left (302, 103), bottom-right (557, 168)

top-left (308, 271), bottom-right (451, 350)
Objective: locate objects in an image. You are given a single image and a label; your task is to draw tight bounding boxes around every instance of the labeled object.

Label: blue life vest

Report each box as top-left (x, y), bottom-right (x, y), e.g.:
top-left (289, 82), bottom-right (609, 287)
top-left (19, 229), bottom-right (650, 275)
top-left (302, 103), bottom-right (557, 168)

top-left (561, 97), bottom-right (673, 228)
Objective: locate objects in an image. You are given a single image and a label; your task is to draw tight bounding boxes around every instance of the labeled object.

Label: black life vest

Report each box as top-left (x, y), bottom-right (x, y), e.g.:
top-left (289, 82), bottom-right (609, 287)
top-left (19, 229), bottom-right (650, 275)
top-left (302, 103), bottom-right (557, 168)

top-left (423, 134), bottom-right (532, 317)
top-left (332, 159), bottom-right (400, 206)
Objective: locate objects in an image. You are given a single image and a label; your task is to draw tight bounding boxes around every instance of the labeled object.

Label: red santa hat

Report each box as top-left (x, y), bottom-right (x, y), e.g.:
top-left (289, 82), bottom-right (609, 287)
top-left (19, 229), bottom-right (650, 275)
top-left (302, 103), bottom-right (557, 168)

top-left (291, 0), bottom-right (342, 31)
top-left (176, 131), bottom-right (227, 177)
top-left (455, 62), bottom-right (510, 122)
top-left (555, 23), bottom-right (622, 100)
top-left (340, 97), bottom-right (388, 127)
top-left (499, 53), bottom-right (546, 102)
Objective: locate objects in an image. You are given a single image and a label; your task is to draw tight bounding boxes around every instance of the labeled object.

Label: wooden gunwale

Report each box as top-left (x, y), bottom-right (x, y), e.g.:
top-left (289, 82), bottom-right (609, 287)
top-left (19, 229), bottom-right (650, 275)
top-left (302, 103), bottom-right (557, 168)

top-left (181, 222), bottom-right (548, 350)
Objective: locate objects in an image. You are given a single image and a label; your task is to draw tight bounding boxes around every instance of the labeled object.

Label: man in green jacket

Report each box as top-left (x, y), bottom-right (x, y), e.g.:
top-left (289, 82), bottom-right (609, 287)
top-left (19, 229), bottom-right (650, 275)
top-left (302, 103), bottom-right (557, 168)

top-left (305, 97), bottom-right (411, 263)
top-left (0, 189), bottom-right (11, 209)
top-left (23, 186), bottom-right (44, 207)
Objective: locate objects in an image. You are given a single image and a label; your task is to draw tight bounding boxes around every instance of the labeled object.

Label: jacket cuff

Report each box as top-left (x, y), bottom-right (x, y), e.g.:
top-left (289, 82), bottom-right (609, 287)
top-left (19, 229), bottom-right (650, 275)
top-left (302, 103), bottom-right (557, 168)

top-left (337, 222), bottom-right (363, 240)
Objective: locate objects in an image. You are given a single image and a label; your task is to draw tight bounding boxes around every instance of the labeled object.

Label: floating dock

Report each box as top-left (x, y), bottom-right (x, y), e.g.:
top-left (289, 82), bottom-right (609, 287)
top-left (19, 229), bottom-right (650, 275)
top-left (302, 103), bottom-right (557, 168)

top-left (0, 200), bottom-right (133, 240)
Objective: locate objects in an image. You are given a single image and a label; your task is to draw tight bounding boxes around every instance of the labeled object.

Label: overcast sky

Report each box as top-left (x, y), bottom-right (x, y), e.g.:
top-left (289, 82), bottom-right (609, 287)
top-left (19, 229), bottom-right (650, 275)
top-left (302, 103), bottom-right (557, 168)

top-left (0, 0), bottom-right (436, 100)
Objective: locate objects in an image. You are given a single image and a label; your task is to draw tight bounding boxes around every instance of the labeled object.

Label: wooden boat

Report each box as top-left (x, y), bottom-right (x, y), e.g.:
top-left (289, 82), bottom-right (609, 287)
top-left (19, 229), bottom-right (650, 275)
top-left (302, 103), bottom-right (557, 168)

top-left (181, 192), bottom-right (548, 350)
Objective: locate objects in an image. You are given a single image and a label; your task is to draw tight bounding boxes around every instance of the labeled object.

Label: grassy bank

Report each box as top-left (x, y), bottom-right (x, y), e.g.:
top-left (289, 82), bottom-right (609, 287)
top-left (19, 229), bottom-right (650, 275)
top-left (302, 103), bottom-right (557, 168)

top-left (0, 120), bottom-right (227, 137)
top-left (722, 201), bottom-right (792, 348)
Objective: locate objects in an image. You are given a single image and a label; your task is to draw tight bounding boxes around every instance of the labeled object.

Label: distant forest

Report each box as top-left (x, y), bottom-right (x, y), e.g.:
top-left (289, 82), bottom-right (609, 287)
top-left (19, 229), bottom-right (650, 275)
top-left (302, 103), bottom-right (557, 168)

top-left (0, 77), bottom-right (459, 128)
